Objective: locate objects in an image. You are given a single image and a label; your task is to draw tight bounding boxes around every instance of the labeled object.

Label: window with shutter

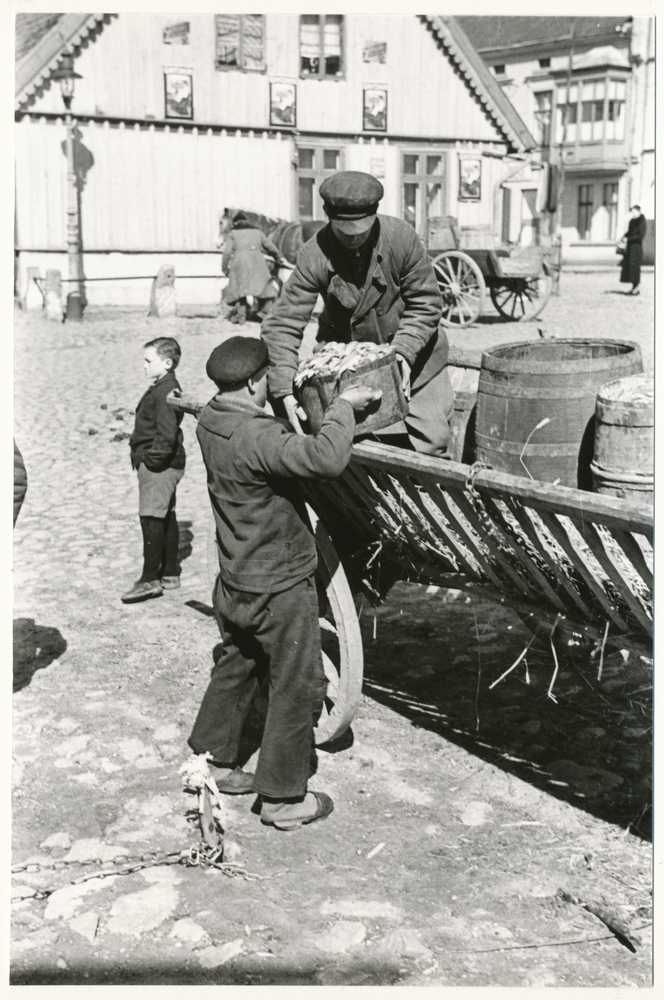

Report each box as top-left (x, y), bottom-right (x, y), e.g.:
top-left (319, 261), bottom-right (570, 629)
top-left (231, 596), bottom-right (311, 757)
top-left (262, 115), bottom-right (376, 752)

top-left (215, 14), bottom-right (265, 72)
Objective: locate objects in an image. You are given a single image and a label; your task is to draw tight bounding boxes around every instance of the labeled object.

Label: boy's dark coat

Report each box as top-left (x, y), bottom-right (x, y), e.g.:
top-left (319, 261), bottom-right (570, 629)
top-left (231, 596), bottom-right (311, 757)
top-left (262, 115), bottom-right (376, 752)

top-left (129, 370), bottom-right (185, 472)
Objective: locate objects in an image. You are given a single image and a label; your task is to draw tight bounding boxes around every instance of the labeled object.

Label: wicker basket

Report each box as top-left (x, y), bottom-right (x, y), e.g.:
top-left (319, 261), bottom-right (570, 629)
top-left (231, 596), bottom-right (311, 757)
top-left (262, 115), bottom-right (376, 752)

top-left (297, 350), bottom-right (408, 436)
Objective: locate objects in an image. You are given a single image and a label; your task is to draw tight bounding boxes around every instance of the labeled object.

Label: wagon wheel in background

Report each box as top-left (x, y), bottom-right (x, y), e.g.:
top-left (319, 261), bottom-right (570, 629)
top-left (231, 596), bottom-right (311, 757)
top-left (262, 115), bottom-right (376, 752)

top-left (206, 508), bottom-right (364, 746)
top-left (490, 262), bottom-right (553, 321)
top-left (431, 250), bottom-right (486, 328)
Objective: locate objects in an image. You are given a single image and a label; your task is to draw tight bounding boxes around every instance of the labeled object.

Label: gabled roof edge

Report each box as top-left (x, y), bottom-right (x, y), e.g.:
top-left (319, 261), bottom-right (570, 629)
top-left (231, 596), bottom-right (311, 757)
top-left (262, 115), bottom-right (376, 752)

top-left (423, 15), bottom-right (537, 154)
top-left (16, 13), bottom-right (109, 110)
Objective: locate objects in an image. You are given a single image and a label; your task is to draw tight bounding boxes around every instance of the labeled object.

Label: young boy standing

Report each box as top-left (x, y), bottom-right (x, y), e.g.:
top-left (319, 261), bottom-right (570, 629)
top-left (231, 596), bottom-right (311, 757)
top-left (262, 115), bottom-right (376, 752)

top-left (122, 337), bottom-right (186, 603)
top-left (188, 336), bottom-right (379, 827)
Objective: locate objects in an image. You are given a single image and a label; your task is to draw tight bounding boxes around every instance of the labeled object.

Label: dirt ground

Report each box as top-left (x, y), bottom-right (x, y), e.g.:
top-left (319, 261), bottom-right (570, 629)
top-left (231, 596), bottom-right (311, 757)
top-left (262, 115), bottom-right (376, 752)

top-left (12, 270), bottom-right (653, 986)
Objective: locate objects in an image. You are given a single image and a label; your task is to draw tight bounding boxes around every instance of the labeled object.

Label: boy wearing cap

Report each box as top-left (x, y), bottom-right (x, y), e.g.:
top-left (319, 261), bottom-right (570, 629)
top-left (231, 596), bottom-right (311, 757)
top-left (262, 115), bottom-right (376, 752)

top-left (189, 335), bottom-right (380, 828)
top-left (261, 170), bottom-right (453, 458)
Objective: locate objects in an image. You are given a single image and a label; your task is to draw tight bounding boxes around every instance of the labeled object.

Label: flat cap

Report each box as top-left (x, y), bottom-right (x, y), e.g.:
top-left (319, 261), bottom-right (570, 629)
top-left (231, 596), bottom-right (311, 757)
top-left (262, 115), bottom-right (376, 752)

top-left (206, 336), bottom-right (269, 386)
top-left (320, 171), bottom-right (384, 220)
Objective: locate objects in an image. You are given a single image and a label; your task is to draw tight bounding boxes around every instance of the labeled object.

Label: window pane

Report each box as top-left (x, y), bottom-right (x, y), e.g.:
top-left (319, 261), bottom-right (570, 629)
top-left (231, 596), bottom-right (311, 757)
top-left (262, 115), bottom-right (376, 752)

top-left (323, 149), bottom-right (340, 170)
top-left (242, 14), bottom-right (265, 71)
top-left (298, 148), bottom-right (315, 169)
top-left (299, 177), bottom-right (315, 220)
top-left (615, 80), bottom-right (626, 101)
top-left (403, 154), bottom-right (419, 175)
top-left (404, 183), bottom-right (419, 230)
top-left (594, 81), bottom-right (606, 101)
top-left (581, 82), bottom-right (594, 102)
top-left (215, 13), bottom-right (240, 67)
top-left (427, 182), bottom-right (444, 218)
top-left (427, 155), bottom-right (443, 177)
top-left (581, 102), bottom-right (593, 123)
top-left (324, 14), bottom-right (342, 75)
top-left (578, 185), bottom-right (593, 239)
top-left (300, 14), bottom-right (320, 75)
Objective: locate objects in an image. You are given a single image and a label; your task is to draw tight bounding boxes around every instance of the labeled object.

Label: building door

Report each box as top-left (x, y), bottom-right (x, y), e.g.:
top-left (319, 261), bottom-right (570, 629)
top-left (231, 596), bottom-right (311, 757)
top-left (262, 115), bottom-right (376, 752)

top-left (401, 152), bottom-right (446, 244)
top-left (297, 146), bottom-right (344, 221)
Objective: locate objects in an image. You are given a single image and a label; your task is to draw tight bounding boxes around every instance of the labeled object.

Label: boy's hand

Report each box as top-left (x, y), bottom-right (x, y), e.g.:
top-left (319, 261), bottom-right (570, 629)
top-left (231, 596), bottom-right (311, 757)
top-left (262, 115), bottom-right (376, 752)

top-left (338, 386), bottom-right (383, 411)
top-left (283, 394), bottom-right (306, 435)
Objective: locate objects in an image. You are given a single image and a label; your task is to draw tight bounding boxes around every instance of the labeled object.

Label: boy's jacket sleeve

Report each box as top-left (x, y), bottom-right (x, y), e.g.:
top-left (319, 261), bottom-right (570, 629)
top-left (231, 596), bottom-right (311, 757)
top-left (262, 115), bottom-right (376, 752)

top-left (143, 393), bottom-right (182, 471)
top-left (253, 398), bottom-right (355, 480)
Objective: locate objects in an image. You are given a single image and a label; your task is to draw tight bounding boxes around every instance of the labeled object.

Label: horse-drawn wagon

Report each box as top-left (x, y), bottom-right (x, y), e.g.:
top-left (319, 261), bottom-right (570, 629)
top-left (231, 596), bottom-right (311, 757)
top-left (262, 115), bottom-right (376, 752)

top-left (428, 216), bottom-right (554, 327)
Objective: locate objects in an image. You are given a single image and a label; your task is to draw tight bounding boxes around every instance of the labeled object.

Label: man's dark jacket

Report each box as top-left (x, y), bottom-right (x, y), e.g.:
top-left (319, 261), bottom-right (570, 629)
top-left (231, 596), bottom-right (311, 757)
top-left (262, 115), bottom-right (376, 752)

top-left (261, 215), bottom-right (446, 399)
top-left (196, 395), bottom-right (354, 593)
top-left (129, 370), bottom-right (185, 472)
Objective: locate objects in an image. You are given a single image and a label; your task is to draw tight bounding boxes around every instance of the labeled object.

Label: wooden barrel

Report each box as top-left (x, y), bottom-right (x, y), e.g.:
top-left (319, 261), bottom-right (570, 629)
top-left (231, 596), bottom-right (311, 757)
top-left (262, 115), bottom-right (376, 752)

top-left (590, 373), bottom-right (653, 506)
top-left (297, 351), bottom-right (408, 437)
top-left (475, 339), bottom-right (643, 488)
top-left (447, 365), bottom-right (478, 464)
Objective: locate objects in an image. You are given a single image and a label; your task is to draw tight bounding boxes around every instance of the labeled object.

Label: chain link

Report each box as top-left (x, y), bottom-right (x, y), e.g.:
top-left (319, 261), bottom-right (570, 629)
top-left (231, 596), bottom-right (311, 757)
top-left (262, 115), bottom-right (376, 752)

top-left (12, 844), bottom-right (270, 903)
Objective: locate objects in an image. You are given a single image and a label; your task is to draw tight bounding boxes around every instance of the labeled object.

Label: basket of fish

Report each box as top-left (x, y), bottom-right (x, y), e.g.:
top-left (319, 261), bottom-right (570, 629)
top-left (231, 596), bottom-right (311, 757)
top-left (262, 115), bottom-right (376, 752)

top-left (294, 342), bottom-right (409, 435)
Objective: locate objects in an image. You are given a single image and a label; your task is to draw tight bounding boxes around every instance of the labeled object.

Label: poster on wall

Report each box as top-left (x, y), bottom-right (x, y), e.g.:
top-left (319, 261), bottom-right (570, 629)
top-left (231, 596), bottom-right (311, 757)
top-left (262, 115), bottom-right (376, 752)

top-left (270, 83), bottom-right (296, 127)
top-left (363, 42), bottom-right (386, 63)
top-left (363, 88), bottom-right (387, 132)
top-left (164, 70), bottom-right (193, 119)
top-left (458, 157), bottom-right (481, 201)
top-left (163, 22), bottom-right (189, 45)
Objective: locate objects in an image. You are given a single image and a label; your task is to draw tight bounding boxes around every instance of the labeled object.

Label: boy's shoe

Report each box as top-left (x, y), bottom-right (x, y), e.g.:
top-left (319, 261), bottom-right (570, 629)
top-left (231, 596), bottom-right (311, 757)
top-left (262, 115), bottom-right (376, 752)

top-left (161, 576), bottom-right (180, 590)
top-left (121, 580), bottom-right (163, 603)
top-left (209, 766), bottom-right (255, 795)
top-left (260, 791), bottom-right (334, 831)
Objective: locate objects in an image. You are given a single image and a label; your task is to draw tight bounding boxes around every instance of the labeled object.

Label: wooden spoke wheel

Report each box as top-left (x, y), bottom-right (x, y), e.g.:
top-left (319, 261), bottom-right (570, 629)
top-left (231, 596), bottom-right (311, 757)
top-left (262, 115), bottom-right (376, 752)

top-left (431, 250), bottom-right (486, 328)
top-left (206, 507), bottom-right (364, 746)
top-left (490, 263), bottom-right (553, 321)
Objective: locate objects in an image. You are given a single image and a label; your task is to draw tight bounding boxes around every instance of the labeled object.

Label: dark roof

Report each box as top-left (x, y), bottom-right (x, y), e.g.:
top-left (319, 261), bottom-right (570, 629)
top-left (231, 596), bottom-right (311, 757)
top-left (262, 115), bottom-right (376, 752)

top-left (15, 13), bottom-right (64, 61)
top-left (424, 16), bottom-right (536, 152)
top-left (457, 16), bottom-right (630, 54)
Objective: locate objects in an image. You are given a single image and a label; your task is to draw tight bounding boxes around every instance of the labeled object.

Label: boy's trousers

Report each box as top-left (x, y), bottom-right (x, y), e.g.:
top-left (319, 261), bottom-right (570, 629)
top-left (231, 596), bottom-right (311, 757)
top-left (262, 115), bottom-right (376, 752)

top-left (188, 573), bottom-right (327, 800)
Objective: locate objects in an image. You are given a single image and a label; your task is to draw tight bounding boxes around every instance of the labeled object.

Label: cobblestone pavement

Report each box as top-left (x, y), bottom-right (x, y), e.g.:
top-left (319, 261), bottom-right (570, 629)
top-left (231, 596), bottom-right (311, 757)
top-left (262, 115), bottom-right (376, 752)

top-left (11, 270), bottom-right (652, 986)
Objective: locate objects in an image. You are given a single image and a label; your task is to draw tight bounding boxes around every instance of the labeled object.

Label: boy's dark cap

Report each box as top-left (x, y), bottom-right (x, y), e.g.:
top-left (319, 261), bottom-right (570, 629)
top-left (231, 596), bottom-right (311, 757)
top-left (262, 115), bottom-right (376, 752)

top-left (320, 171), bottom-right (384, 219)
top-left (206, 337), bottom-right (269, 385)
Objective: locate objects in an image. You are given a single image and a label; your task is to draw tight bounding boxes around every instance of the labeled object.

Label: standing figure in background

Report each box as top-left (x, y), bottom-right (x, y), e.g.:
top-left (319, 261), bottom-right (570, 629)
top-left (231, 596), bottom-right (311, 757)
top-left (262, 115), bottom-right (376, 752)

top-left (221, 213), bottom-right (287, 324)
top-left (122, 337), bottom-right (185, 603)
top-left (620, 205), bottom-right (647, 296)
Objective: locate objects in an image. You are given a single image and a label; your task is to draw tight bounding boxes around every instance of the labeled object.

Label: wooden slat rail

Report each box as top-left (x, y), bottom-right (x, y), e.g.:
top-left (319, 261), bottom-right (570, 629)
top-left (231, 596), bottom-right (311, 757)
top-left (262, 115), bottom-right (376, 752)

top-left (310, 441), bottom-right (653, 640)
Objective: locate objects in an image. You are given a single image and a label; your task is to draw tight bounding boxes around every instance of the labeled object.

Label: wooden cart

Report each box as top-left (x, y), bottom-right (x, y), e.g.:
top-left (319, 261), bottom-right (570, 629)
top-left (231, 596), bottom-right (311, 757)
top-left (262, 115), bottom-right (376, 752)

top-left (427, 217), bottom-right (554, 328)
top-left (170, 387), bottom-right (653, 748)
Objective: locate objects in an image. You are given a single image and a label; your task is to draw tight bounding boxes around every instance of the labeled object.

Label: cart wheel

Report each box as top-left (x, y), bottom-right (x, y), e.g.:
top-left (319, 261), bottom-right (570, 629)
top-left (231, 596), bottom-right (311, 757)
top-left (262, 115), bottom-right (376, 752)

top-left (431, 250), bottom-right (486, 328)
top-left (206, 510), bottom-right (364, 746)
top-left (490, 262), bottom-right (553, 321)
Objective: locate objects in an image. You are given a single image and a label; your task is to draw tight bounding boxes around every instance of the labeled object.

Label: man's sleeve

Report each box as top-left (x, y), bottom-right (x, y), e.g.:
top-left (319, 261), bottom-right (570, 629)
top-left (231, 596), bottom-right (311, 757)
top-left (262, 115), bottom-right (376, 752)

top-left (254, 399), bottom-right (355, 481)
top-left (390, 229), bottom-right (443, 367)
top-left (144, 392), bottom-right (181, 471)
top-left (261, 250), bottom-right (323, 399)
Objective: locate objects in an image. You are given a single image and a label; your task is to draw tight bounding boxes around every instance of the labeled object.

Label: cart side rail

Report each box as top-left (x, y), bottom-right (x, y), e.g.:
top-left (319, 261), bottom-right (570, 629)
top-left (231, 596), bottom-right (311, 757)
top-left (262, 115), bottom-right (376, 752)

top-left (311, 441), bottom-right (653, 641)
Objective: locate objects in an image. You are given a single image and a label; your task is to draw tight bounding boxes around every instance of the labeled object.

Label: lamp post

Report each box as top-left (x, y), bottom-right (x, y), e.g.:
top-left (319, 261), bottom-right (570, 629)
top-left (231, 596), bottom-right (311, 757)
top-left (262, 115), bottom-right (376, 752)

top-left (51, 56), bottom-right (84, 320)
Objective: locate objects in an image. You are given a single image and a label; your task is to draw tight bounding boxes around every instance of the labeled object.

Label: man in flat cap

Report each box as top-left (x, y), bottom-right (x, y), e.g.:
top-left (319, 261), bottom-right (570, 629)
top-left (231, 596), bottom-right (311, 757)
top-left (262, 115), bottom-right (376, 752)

top-left (261, 170), bottom-right (453, 457)
top-left (189, 335), bottom-right (380, 828)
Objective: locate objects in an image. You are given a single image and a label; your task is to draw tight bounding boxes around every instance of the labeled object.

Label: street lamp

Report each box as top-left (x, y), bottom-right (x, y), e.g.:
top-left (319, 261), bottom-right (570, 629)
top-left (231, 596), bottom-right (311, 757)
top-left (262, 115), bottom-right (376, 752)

top-left (51, 56), bottom-right (84, 320)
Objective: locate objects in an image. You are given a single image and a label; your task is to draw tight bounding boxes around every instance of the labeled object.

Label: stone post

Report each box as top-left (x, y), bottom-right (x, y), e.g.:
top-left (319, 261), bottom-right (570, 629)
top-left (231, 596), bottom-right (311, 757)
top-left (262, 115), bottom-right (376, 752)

top-left (149, 265), bottom-right (176, 318)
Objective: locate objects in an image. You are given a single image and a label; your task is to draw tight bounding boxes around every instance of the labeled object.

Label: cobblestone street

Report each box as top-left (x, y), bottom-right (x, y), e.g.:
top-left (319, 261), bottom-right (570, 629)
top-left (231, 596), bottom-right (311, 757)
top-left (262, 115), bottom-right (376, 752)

top-left (12, 270), bottom-right (653, 986)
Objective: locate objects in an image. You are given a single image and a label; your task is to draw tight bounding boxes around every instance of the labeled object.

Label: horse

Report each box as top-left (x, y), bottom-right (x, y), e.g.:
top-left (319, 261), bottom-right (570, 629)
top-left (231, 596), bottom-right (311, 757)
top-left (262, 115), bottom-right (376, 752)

top-left (217, 209), bottom-right (325, 266)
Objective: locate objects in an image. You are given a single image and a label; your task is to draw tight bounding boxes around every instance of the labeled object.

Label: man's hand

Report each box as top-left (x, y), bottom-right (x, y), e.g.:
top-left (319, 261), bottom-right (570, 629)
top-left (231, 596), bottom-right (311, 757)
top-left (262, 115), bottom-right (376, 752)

top-left (338, 386), bottom-right (383, 411)
top-left (283, 394), bottom-right (307, 435)
top-left (395, 354), bottom-right (411, 401)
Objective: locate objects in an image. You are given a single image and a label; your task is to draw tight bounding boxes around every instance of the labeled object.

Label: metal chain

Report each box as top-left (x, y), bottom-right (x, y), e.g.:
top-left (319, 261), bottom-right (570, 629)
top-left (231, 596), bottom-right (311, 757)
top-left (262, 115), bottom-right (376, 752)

top-left (12, 844), bottom-right (270, 903)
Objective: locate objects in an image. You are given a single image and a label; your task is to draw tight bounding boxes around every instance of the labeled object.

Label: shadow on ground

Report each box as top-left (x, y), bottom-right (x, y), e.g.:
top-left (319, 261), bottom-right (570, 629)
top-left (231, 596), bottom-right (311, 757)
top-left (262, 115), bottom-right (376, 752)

top-left (11, 955), bottom-right (404, 986)
top-left (13, 619), bottom-right (67, 692)
top-left (359, 582), bottom-right (652, 840)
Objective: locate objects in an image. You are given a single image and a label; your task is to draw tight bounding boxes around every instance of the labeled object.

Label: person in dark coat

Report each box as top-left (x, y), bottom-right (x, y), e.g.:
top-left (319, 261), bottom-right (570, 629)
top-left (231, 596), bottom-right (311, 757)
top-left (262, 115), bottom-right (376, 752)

top-left (261, 171), bottom-right (453, 457)
top-left (222, 213), bottom-right (287, 324)
top-left (620, 205), bottom-right (647, 295)
top-left (122, 337), bottom-right (186, 603)
top-left (188, 336), bottom-right (380, 826)
top-left (13, 442), bottom-right (27, 526)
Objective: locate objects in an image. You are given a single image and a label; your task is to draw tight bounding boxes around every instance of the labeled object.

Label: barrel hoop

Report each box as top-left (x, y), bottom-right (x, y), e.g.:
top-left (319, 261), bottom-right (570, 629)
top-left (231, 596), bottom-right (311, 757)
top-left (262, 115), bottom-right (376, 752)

top-left (590, 461), bottom-right (654, 486)
top-left (476, 434), bottom-right (580, 458)
top-left (480, 338), bottom-right (643, 376)
top-left (595, 401), bottom-right (654, 426)
top-left (477, 383), bottom-right (603, 400)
